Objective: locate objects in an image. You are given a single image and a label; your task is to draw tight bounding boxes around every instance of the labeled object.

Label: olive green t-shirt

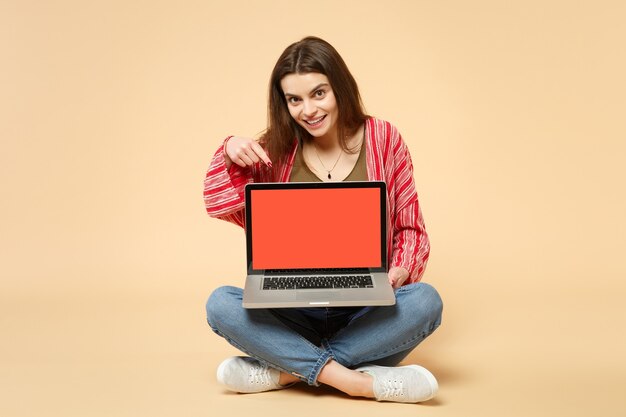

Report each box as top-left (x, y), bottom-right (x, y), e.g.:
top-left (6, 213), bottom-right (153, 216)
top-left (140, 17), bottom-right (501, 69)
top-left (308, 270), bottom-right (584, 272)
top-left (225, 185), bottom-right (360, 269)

top-left (289, 142), bottom-right (367, 182)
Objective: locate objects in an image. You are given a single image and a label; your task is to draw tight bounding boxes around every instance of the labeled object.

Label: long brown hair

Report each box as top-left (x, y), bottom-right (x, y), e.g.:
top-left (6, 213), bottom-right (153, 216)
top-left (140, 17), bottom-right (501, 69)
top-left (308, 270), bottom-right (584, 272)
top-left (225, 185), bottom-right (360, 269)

top-left (260, 36), bottom-right (369, 169)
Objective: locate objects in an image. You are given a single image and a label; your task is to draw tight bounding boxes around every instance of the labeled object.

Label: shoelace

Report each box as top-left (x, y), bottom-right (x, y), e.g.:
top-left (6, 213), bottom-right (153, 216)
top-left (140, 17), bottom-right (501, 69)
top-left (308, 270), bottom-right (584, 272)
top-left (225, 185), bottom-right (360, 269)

top-left (379, 377), bottom-right (405, 399)
top-left (248, 365), bottom-right (272, 386)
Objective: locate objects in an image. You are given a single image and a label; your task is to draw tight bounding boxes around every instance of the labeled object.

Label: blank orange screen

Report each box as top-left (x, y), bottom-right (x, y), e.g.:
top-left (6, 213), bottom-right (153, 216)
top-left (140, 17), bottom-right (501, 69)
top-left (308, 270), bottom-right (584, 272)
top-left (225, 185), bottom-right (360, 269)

top-left (250, 188), bottom-right (381, 269)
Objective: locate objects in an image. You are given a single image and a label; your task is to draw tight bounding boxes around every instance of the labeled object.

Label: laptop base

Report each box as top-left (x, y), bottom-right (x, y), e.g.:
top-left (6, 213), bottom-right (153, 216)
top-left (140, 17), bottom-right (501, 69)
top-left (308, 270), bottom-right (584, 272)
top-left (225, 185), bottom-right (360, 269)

top-left (242, 272), bottom-right (395, 309)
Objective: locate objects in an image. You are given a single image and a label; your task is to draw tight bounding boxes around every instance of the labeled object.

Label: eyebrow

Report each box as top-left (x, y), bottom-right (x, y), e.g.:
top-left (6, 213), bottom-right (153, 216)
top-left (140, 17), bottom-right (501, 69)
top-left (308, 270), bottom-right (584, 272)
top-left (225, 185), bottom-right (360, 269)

top-left (284, 83), bottom-right (330, 98)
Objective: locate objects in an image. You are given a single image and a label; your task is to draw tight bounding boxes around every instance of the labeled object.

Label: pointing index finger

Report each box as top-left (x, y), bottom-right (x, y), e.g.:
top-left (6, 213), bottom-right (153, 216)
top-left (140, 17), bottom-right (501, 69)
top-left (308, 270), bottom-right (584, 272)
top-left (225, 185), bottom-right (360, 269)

top-left (251, 141), bottom-right (272, 167)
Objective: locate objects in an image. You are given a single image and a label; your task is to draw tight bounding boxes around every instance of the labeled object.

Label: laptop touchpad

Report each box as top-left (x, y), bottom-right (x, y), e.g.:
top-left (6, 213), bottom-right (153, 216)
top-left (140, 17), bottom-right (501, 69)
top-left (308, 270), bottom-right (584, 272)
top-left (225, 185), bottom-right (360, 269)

top-left (296, 291), bottom-right (341, 302)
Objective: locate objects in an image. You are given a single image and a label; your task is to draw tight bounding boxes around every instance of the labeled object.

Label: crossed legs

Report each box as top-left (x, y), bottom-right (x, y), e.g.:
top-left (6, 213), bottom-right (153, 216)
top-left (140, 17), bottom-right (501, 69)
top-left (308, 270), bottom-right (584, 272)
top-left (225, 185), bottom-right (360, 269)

top-left (206, 282), bottom-right (443, 398)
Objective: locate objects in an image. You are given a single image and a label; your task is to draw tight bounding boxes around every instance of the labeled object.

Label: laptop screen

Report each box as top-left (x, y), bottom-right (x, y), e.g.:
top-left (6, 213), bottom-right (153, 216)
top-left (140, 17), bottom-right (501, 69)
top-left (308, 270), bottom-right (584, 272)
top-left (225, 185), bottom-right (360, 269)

top-left (248, 186), bottom-right (383, 270)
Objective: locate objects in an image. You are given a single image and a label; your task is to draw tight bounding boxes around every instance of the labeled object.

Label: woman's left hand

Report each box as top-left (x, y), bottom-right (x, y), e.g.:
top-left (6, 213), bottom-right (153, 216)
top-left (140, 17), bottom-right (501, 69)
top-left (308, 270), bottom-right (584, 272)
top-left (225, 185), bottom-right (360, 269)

top-left (388, 267), bottom-right (410, 288)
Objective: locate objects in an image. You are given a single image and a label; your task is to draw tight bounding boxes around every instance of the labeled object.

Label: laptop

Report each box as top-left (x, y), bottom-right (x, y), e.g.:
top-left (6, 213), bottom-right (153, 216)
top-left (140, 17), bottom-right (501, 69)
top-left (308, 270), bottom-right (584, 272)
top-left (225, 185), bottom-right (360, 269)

top-left (242, 181), bottom-right (395, 308)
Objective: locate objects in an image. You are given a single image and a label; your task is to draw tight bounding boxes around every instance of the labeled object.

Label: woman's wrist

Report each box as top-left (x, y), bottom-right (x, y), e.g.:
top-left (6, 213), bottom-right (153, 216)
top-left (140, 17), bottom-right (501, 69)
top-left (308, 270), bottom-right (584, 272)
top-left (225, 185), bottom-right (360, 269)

top-left (223, 136), bottom-right (234, 169)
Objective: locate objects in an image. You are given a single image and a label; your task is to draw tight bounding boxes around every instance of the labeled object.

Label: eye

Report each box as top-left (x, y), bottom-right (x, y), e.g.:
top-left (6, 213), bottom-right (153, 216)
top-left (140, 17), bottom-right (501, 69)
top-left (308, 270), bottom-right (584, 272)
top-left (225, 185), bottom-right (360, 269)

top-left (287, 96), bottom-right (300, 104)
top-left (314, 89), bottom-right (326, 98)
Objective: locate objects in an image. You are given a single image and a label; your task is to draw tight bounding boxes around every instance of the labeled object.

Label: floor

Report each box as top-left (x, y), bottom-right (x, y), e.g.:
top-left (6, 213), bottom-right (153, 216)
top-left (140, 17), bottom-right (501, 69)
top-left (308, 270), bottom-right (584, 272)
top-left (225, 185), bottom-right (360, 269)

top-left (2, 273), bottom-right (624, 417)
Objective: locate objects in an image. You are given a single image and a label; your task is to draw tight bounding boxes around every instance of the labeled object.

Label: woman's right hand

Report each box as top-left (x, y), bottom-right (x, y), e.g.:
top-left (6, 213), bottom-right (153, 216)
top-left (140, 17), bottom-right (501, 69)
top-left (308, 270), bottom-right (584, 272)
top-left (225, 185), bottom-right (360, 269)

top-left (224, 136), bottom-right (272, 169)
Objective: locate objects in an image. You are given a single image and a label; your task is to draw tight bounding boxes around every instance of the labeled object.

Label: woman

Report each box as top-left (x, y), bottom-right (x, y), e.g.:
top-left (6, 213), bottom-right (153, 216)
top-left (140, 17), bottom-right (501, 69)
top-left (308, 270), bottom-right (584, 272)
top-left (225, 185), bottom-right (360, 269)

top-left (204, 36), bottom-right (443, 403)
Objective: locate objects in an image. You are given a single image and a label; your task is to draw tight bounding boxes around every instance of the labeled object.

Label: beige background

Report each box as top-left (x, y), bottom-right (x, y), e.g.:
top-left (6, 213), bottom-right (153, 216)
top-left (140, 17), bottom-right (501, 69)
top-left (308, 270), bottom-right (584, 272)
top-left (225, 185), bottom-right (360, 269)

top-left (1, 1), bottom-right (625, 416)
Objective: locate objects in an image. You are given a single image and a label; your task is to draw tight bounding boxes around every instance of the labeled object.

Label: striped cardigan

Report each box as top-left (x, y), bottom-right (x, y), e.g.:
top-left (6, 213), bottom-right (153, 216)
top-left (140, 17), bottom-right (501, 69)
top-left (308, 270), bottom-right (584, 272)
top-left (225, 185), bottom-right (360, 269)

top-left (203, 118), bottom-right (430, 283)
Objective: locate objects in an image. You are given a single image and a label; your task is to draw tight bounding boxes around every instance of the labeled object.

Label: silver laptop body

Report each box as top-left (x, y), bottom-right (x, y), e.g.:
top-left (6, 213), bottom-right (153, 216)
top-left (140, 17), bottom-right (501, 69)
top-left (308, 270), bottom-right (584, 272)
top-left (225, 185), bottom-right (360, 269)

top-left (242, 181), bottom-right (395, 309)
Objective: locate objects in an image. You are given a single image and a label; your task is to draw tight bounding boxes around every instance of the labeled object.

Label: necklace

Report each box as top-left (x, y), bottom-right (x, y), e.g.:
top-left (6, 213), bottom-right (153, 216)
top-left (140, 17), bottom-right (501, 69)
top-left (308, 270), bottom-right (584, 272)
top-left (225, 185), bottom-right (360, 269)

top-left (311, 142), bottom-right (343, 179)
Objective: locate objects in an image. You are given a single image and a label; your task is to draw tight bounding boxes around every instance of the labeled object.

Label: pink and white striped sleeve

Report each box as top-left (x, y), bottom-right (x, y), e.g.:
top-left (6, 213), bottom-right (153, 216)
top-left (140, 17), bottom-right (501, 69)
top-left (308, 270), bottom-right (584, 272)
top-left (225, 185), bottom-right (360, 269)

top-left (392, 200), bottom-right (430, 283)
top-left (203, 137), bottom-right (252, 229)
top-left (389, 133), bottom-right (430, 283)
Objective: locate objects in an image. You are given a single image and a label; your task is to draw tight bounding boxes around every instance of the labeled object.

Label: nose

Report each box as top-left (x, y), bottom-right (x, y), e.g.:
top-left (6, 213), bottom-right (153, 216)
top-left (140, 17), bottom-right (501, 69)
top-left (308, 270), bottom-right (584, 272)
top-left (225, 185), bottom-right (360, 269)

top-left (302, 99), bottom-right (317, 117)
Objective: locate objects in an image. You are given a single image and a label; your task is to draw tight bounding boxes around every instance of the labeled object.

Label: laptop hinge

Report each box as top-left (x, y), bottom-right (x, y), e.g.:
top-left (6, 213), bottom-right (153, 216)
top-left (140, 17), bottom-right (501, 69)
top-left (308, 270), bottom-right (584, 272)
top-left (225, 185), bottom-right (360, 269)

top-left (264, 268), bottom-right (370, 276)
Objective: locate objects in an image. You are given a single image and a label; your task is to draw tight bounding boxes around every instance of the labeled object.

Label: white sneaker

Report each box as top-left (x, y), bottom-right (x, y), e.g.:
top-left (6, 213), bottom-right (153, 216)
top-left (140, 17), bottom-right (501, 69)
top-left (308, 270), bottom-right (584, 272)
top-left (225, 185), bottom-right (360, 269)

top-left (356, 364), bottom-right (438, 403)
top-left (216, 356), bottom-right (287, 393)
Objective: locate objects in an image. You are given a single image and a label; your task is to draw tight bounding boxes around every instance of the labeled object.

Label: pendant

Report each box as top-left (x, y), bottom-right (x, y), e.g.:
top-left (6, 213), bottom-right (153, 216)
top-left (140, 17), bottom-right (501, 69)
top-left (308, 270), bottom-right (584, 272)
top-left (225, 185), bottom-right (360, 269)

top-left (328, 173), bottom-right (332, 179)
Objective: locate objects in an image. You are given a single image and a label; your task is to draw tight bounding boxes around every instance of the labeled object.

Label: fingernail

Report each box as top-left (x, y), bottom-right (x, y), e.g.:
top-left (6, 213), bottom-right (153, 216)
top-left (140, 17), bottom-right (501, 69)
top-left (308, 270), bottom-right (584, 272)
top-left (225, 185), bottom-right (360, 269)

top-left (267, 162), bottom-right (273, 168)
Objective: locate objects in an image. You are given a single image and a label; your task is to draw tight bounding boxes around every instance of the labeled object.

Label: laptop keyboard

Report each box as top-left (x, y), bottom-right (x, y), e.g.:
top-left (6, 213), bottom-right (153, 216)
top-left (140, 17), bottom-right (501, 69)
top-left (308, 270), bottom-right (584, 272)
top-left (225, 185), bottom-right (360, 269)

top-left (262, 275), bottom-right (373, 290)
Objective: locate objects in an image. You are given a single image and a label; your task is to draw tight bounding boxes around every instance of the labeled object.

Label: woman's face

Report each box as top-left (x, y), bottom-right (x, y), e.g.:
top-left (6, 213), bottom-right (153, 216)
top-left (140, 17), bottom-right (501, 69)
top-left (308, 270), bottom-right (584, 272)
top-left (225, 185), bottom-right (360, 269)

top-left (280, 72), bottom-right (339, 140)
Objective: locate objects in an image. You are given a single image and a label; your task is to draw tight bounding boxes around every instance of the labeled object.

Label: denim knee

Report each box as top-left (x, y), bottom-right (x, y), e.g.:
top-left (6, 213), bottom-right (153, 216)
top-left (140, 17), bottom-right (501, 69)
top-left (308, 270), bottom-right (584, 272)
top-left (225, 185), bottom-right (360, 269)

top-left (402, 282), bottom-right (443, 331)
top-left (205, 285), bottom-right (241, 331)
top-left (420, 282), bottom-right (443, 330)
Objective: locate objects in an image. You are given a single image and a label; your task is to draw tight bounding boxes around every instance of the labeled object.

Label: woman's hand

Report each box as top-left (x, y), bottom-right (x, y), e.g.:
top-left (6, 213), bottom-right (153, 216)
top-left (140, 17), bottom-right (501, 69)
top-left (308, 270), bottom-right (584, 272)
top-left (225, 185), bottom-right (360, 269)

top-left (388, 267), bottom-right (410, 288)
top-left (224, 136), bottom-right (272, 169)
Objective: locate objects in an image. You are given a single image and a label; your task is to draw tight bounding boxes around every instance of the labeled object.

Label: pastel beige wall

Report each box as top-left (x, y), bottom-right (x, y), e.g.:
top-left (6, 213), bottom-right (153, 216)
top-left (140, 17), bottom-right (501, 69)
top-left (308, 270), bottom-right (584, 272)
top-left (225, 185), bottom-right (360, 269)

top-left (1, 1), bottom-right (625, 416)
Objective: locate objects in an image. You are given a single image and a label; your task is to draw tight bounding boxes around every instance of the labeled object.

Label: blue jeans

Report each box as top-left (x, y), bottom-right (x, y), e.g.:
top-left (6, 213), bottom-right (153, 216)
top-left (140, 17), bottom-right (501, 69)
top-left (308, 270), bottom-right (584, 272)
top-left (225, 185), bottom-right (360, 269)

top-left (206, 282), bottom-right (443, 386)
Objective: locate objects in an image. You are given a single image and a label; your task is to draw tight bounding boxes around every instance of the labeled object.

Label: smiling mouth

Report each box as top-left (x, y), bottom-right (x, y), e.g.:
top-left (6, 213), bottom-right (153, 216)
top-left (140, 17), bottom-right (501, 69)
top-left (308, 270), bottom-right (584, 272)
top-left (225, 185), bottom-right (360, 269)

top-left (304, 115), bottom-right (326, 126)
